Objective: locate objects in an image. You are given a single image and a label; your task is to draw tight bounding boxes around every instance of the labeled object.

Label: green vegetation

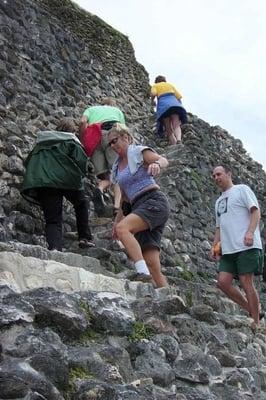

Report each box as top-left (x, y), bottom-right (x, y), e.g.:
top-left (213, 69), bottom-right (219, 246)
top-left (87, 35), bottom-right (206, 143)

top-left (179, 268), bottom-right (196, 282)
top-left (78, 300), bottom-right (93, 322)
top-left (67, 366), bottom-right (94, 395)
top-left (185, 288), bottom-right (193, 307)
top-left (112, 262), bottom-right (124, 274)
top-left (197, 271), bottom-right (210, 280)
top-left (79, 328), bottom-right (103, 343)
top-left (190, 169), bottom-right (202, 188)
top-left (128, 322), bottom-right (153, 342)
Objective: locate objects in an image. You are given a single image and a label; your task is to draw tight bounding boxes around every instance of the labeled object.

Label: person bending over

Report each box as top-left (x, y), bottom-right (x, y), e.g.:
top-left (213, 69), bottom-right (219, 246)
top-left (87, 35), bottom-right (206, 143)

top-left (21, 118), bottom-right (94, 251)
top-left (151, 75), bottom-right (187, 145)
top-left (109, 123), bottom-right (169, 288)
top-left (80, 97), bottom-right (125, 216)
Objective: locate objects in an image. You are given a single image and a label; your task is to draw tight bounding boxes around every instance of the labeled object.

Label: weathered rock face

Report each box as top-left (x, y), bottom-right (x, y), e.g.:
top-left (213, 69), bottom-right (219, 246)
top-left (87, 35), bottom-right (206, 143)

top-left (1, 273), bottom-right (266, 399)
top-left (0, 0), bottom-right (265, 277)
top-left (1, 1), bottom-right (266, 399)
top-left (0, 0), bottom-right (151, 244)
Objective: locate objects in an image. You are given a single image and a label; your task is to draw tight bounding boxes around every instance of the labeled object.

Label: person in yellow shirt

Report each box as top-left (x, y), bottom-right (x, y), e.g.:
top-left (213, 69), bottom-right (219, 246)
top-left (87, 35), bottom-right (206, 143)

top-left (151, 75), bottom-right (187, 145)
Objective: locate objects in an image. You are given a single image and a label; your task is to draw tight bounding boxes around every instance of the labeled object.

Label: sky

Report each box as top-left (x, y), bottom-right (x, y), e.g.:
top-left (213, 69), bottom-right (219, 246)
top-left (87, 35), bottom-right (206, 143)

top-left (74, 0), bottom-right (266, 170)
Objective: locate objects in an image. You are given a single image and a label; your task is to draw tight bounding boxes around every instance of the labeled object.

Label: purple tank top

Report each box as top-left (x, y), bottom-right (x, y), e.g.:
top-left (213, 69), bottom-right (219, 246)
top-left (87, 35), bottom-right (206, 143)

top-left (116, 164), bottom-right (156, 202)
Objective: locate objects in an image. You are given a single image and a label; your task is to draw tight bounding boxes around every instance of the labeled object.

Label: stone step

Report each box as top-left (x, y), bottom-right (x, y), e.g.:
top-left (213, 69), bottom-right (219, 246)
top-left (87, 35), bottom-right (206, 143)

top-left (0, 249), bottom-right (187, 308)
top-left (0, 241), bottom-right (249, 320)
top-left (0, 250), bottom-right (128, 297)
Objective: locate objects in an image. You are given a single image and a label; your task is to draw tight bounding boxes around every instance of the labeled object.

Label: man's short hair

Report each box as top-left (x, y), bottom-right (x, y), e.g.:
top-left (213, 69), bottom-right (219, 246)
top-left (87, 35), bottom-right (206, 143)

top-left (214, 165), bottom-right (232, 174)
top-left (56, 118), bottom-right (76, 133)
top-left (101, 97), bottom-right (116, 106)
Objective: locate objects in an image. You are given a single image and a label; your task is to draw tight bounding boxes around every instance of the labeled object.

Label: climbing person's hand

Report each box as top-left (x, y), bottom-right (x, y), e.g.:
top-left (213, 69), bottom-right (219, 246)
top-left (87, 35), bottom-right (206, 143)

top-left (148, 162), bottom-right (161, 177)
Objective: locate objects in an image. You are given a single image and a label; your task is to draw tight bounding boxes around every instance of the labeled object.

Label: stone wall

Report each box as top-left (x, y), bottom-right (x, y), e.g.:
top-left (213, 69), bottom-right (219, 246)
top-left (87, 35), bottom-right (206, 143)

top-left (1, 2), bottom-right (266, 399)
top-left (0, 0), bottom-right (152, 244)
top-left (0, 0), bottom-right (265, 275)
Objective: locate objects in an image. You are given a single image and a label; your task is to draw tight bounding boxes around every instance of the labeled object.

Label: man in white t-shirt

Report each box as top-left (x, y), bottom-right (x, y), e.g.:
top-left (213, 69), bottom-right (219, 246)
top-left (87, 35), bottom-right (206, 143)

top-left (210, 165), bottom-right (263, 328)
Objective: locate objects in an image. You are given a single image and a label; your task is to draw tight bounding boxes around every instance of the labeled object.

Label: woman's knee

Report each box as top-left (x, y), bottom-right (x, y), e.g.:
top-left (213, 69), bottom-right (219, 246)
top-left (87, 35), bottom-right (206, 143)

top-left (115, 221), bottom-right (130, 239)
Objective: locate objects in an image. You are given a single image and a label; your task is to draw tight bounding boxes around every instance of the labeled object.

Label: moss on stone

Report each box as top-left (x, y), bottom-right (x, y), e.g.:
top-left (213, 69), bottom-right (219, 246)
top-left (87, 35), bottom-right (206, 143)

top-left (185, 288), bottom-right (193, 307)
top-left (190, 169), bottom-right (202, 188)
top-left (128, 321), bottom-right (153, 342)
top-left (67, 366), bottom-right (94, 395)
top-left (179, 268), bottom-right (196, 282)
top-left (37, 0), bottom-right (130, 63)
top-left (78, 300), bottom-right (93, 322)
top-left (197, 270), bottom-right (210, 280)
top-left (79, 327), bottom-right (103, 343)
top-left (113, 262), bottom-right (124, 274)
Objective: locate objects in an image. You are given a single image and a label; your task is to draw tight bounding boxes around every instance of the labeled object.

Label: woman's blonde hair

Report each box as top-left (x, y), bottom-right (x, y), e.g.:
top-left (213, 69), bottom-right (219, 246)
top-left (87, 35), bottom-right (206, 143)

top-left (109, 123), bottom-right (134, 144)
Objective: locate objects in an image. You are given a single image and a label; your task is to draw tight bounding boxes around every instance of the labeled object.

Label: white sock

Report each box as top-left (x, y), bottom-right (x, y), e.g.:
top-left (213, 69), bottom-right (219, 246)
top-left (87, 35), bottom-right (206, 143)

top-left (135, 260), bottom-right (150, 275)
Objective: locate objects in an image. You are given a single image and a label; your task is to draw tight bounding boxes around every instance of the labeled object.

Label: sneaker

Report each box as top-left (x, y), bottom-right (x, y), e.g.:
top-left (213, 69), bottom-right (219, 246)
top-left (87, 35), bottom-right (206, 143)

top-left (130, 273), bottom-right (153, 283)
top-left (79, 239), bottom-right (95, 248)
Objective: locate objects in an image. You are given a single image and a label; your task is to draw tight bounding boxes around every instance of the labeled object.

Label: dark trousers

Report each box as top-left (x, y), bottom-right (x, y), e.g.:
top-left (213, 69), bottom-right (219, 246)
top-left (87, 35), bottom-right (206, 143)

top-left (37, 188), bottom-right (92, 251)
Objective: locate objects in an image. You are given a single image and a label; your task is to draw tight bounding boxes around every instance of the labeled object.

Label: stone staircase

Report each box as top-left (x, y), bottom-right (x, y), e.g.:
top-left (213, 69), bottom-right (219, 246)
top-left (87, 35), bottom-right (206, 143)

top-left (1, 238), bottom-right (266, 399)
top-left (1, 144), bottom-right (266, 398)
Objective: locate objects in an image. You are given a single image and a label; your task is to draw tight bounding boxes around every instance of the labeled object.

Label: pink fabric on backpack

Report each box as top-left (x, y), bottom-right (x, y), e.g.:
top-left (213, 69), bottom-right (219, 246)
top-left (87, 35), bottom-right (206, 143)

top-left (81, 123), bottom-right (102, 157)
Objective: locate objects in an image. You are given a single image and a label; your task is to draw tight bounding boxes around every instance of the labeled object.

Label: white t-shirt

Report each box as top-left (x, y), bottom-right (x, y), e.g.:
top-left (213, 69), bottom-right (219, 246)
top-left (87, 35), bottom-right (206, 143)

top-left (215, 184), bottom-right (262, 254)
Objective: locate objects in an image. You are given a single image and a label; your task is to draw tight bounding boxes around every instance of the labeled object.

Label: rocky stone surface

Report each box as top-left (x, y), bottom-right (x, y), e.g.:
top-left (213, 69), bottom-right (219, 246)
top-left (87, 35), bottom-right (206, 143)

top-left (0, 250), bottom-right (126, 296)
top-left (1, 267), bottom-right (266, 399)
top-left (1, 0), bottom-right (266, 399)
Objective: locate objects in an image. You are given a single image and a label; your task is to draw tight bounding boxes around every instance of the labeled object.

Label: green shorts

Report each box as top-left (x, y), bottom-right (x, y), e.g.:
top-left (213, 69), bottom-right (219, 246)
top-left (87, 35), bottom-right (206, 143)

top-left (91, 130), bottom-right (117, 177)
top-left (219, 248), bottom-right (263, 276)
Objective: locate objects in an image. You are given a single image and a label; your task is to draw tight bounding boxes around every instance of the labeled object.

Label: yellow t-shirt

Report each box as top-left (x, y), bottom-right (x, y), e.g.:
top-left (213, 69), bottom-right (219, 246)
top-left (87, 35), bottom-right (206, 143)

top-left (151, 82), bottom-right (182, 99)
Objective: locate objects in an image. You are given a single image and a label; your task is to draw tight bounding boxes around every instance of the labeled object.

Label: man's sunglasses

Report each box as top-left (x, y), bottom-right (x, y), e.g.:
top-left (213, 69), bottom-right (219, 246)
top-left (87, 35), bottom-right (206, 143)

top-left (108, 137), bottom-right (119, 146)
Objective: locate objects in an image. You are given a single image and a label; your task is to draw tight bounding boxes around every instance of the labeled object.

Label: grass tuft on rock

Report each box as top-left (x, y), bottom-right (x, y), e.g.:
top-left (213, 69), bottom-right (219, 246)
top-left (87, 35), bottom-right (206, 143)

top-left (128, 321), bottom-right (153, 342)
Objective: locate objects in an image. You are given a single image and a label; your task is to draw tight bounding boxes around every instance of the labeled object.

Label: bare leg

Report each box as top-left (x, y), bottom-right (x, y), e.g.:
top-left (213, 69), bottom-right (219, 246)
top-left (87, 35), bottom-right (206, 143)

top-left (143, 247), bottom-right (168, 288)
top-left (217, 272), bottom-right (250, 312)
top-left (115, 213), bottom-right (149, 262)
top-left (113, 183), bottom-right (121, 210)
top-left (239, 273), bottom-right (259, 325)
top-left (163, 117), bottom-right (176, 145)
top-left (171, 114), bottom-right (182, 142)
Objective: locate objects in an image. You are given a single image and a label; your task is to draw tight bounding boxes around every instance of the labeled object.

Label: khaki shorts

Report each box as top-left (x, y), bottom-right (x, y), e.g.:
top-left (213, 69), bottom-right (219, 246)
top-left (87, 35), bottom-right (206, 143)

top-left (91, 130), bottom-right (117, 177)
top-left (219, 248), bottom-right (263, 276)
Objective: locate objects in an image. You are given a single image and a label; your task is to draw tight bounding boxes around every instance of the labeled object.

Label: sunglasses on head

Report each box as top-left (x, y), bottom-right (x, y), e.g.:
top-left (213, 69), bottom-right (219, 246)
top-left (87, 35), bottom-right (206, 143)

top-left (108, 137), bottom-right (119, 146)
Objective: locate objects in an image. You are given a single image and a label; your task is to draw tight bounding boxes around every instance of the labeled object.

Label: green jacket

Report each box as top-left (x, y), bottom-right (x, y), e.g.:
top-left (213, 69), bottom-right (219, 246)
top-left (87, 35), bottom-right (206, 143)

top-left (21, 131), bottom-right (88, 205)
